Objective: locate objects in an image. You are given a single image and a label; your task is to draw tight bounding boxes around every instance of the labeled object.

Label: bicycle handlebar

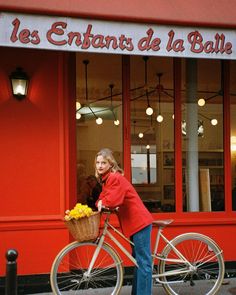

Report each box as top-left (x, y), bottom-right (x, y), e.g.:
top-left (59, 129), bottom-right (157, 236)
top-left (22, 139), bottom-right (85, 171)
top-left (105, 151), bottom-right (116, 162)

top-left (101, 206), bottom-right (119, 213)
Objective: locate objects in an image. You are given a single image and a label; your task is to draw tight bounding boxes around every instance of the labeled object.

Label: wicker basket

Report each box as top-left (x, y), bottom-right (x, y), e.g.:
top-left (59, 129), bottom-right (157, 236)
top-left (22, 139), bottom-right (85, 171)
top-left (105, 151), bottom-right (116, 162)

top-left (65, 211), bottom-right (100, 242)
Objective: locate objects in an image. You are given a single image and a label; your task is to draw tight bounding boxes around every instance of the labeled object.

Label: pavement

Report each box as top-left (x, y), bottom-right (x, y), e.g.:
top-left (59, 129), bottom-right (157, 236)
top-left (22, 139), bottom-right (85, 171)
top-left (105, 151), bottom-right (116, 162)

top-left (29, 278), bottom-right (236, 295)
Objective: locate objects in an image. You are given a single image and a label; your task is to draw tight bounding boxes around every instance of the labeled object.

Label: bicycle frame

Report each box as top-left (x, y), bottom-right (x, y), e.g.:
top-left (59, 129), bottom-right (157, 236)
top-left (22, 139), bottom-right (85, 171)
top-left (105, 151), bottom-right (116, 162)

top-left (154, 227), bottom-right (192, 262)
top-left (86, 212), bottom-right (187, 279)
top-left (86, 212), bottom-right (138, 276)
top-left (152, 225), bottom-right (224, 284)
top-left (152, 226), bottom-right (193, 283)
top-left (50, 211), bottom-right (225, 295)
top-left (86, 212), bottom-right (223, 285)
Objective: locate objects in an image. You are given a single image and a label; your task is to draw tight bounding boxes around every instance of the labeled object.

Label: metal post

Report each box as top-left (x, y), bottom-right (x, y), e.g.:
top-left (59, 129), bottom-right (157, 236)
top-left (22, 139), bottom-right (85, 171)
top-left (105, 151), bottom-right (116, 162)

top-left (186, 58), bottom-right (199, 211)
top-left (5, 249), bottom-right (18, 295)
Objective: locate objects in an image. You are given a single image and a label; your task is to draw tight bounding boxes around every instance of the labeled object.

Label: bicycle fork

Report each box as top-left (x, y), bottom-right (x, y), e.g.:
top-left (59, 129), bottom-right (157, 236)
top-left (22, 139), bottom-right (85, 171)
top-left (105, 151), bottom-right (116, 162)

top-left (83, 229), bottom-right (107, 279)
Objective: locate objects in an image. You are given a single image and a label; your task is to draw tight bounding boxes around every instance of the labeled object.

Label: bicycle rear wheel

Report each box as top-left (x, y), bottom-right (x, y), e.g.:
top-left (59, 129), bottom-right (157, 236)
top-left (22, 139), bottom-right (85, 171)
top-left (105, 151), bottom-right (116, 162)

top-left (50, 241), bottom-right (123, 295)
top-left (158, 233), bottom-right (224, 295)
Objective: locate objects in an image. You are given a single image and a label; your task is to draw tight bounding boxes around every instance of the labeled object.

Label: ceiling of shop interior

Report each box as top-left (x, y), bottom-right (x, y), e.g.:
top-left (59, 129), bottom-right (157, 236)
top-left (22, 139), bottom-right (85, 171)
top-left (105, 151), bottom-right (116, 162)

top-left (76, 52), bottom-right (231, 105)
top-left (75, 53), bottom-right (236, 134)
top-left (76, 53), bottom-right (236, 135)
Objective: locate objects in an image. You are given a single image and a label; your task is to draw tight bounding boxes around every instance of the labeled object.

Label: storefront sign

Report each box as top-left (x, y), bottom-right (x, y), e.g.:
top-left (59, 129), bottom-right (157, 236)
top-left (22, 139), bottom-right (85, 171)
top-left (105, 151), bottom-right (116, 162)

top-left (0, 12), bottom-right (236, 59)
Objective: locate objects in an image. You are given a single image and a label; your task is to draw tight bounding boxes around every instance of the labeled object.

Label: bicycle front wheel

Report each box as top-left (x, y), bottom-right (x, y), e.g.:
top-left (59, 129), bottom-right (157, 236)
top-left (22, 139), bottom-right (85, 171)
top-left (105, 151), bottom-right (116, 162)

top-left (158, 233), bottom-right (225, 295)
top-left (50, 241), bottom-right (123, 295)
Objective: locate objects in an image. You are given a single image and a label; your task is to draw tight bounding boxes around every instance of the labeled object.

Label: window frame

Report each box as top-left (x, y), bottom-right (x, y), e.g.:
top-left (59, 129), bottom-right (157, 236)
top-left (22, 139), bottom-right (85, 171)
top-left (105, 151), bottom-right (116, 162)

top-left (122, 56), bottom-right (235, 220)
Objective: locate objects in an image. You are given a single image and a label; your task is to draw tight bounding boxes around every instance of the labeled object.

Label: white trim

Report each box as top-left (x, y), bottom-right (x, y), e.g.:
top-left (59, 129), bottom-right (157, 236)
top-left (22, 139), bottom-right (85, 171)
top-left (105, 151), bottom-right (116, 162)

top-left (1, 12), bottom-right (236, 59)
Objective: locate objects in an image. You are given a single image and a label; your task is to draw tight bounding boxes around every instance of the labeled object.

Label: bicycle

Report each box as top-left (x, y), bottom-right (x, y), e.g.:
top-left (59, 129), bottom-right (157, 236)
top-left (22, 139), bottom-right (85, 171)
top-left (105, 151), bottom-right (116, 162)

top-left (50, 209), bottom-right (225, 295)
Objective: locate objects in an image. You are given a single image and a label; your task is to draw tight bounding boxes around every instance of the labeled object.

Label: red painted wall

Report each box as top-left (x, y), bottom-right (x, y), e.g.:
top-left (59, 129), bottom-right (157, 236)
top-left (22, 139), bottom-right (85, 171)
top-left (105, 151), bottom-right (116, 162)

top-left (0, 46), bottom-right (236, 277)
top-left (0, 47), bottom-right (77, 275)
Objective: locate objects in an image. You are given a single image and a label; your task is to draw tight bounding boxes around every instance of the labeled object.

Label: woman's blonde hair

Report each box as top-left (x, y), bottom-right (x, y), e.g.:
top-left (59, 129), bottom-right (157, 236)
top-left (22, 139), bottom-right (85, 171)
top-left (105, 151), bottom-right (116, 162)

top-left (95, 148), bottom-right (123, 178)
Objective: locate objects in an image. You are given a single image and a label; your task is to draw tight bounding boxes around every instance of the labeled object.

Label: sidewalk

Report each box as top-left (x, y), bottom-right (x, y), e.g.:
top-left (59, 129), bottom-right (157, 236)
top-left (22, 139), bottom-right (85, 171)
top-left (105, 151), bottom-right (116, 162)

top-left (30, 278), bottom-right (236, 295)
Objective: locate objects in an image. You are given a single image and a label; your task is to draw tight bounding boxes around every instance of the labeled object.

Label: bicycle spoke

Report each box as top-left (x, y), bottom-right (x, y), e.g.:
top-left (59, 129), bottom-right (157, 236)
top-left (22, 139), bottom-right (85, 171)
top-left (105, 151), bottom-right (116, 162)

top-left (158, 233), bottom-right (224, 295)
top-left (50, 241), bottom-right (123, 294)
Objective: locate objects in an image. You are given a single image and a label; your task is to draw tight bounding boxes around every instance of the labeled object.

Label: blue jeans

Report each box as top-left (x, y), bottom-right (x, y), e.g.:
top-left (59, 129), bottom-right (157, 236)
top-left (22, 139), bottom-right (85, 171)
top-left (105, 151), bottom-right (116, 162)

top-left (131, 224), bottom-right (152, 295)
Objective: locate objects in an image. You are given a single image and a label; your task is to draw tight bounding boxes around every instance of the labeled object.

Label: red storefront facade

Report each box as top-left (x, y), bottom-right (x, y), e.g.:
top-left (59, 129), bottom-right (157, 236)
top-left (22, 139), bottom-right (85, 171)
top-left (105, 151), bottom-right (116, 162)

top-left (1, 0), bottom-right (236, 289)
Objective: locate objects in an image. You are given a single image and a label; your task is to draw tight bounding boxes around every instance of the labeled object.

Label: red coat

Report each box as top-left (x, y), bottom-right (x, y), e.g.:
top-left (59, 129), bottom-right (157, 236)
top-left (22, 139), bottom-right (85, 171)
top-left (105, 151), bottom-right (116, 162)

top-left (97, 172), bottom-right (153, 237)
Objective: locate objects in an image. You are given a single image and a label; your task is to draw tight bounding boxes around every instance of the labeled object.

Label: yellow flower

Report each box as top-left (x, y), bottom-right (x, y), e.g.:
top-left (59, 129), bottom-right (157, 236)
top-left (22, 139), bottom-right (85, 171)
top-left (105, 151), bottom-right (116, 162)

top-left (64, 203), bottom-right (94, 220)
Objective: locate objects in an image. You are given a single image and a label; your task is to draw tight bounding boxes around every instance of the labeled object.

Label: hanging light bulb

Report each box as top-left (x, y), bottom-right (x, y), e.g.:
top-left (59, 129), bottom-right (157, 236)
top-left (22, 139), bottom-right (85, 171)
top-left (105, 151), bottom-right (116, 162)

top-left (211, 118), bottom-right (218, 126)
top-left (114, 119), bottom-right (120, 126)
top-left (76, 112), bottom-right (81, 120)
top-left (82, 59), bottom-right (103, 125)
top-left (142, 57), bottom-right (153, 117)
top-left (156, 73), bottom-right (163, 123)
top-left (146, 144), bottom-right (150, 149)
top-left (76, 101), bottom-right (81, 110)
top-left (138, 132), bottom-right (144, 138)
top-left (172, 114), bottom-right (175, 119)
top-left (146, 106), bottom-right (153, 116)
top-left (109, 84), bottom-right (120, 126)
top-left (198, 98), bottom-right (206, 107)
top-left (96, 117), bottom-right (103, 125)
top-left (157, 114), bottom-right (164, 123)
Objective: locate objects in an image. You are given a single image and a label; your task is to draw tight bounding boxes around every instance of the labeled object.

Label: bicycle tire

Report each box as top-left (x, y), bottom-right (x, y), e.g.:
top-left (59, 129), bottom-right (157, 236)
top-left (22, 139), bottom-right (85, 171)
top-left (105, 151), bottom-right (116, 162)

top-left (158, 232), bottom-right (225, 295)
top-left (50, 241), bottom-right (124, 295)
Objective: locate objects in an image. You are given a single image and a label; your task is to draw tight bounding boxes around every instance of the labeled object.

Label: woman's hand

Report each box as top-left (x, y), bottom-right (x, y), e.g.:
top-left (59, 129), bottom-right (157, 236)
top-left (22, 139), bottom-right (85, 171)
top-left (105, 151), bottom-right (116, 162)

top-left (97, 200), bottom-right (103, 212)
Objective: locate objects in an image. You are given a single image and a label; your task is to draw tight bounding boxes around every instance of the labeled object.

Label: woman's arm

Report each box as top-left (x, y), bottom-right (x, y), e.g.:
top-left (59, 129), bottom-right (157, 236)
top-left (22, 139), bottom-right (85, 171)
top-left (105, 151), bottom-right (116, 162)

top-left (97, 174), bottom-right (126, 208)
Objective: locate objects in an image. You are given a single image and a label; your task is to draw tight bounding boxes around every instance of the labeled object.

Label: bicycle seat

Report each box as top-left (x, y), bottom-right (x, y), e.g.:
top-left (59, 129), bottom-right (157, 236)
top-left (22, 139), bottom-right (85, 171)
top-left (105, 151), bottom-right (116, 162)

top-left (152, 219), bottom-right (173, 227)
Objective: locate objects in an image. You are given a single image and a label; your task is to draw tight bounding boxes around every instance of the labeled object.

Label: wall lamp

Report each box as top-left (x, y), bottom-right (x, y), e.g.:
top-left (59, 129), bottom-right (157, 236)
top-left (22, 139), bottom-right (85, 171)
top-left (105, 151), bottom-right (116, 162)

top-left (10, 67), bottom-right (29, 100)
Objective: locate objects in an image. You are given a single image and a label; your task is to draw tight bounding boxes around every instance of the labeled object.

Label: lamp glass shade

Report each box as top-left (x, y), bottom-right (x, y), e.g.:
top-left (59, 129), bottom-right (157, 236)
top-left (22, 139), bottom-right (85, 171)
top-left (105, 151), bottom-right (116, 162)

top-left (10, 68), bottom-right (29, 99)
top-left (198, 98), bottom-right (206, 107)
top-left (114, 119), bottom-right (120, 126)
top-left (146, 106), bottom-right (153, 116)
top-left (157, 114), bottom-right (164, 122)
top-left (76, 112), bottom-right (82, 120)
top-left (76, 101), bottom-right (81, 110)
top-left (96, 117), bottom-right (103, 125)
top-left (211, 118), bottom-right (218, 126)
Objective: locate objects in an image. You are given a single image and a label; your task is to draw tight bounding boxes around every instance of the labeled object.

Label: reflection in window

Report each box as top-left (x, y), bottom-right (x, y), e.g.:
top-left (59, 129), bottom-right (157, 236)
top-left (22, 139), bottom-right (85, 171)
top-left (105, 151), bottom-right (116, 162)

top-left (131, 145), bottom-right (156, 184)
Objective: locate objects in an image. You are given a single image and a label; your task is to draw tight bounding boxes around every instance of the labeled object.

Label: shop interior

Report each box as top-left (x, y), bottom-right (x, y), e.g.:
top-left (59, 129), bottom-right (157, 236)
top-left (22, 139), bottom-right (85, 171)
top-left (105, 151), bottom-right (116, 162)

top-left (75, 53), bottom-right (236, 213)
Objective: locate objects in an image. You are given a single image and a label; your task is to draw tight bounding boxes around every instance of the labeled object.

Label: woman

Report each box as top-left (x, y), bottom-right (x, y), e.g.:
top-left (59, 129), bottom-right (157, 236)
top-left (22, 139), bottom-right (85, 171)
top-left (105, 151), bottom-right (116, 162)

top-left (95, 148), bottom-right (153, 295)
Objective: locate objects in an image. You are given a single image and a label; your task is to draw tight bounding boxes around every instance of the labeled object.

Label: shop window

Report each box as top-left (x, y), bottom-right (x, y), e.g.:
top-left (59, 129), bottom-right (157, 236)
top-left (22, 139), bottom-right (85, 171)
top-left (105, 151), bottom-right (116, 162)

top-left (182, 59), bottom-right (224, 212)
top-left (75, 54), bottom-right (228, 214)
top-left (130, 56), bottom-right (174, 213)
top-left (75, 53), bottom-right (123, 205)
top-left (230, 60), bottom-right (236, 211)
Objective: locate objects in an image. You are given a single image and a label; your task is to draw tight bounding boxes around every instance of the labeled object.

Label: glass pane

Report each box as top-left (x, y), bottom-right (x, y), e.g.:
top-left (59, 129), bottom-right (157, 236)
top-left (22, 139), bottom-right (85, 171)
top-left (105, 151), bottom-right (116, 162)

top-left (182, 59), bottom-right (224, 212)
top-left (130, 56), bottom-right (174, 213)
top-left (231, 60), bottom-right (236, 211)
top-left (131, 145), bottom-right (156, 184)
top-left (76, 53), bottom-right (123, 205)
